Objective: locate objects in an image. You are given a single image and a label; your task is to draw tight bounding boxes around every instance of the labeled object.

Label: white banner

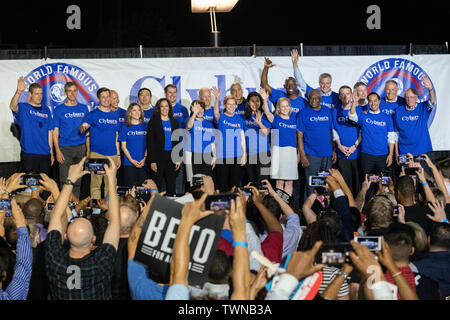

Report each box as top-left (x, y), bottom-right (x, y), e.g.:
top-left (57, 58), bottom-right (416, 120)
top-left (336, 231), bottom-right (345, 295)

top-left (0, 54), bottom-right (449, 162)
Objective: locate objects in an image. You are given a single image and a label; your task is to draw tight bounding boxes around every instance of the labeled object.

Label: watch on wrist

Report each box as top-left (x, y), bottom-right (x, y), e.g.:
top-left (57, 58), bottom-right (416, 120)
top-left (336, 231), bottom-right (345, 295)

top-left (64, 179), bottom-right (75, 186)
top-left (336, 269), bottom-right (349, 280)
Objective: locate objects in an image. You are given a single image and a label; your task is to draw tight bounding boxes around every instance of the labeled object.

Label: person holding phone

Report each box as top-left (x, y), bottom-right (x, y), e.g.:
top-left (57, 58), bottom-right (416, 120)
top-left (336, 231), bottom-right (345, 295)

top-left (263, 96), bottom-right (298, 197)
top-left (119, 103), bottom-right (147, 187)
top-left (147, 98), bottom-right (181, 196)
top-left (213, 94), bottom-right (246, 192)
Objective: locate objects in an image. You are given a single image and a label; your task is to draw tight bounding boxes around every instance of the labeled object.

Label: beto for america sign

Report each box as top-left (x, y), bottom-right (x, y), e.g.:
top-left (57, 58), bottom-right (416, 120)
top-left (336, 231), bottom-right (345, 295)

top-left (135, 195), bottom-right (225, 287)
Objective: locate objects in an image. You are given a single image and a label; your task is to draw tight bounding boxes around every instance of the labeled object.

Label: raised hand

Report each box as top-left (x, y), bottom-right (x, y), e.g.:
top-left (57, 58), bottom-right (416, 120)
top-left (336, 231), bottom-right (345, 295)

top-left (422, 77), bottom-right (433, 90)
top-left (259, 88), bottom-right (269, 101)
top-left (67, 157), bottom-right (90, 183)
top-left (264, 57), bottom-right (275, 69)
top-left (427, 201), bottom-right (447, 223)
top-left (212, 86), bottom-right (221, 100)
top-left (290, 49), bottom-right (299, 65)
top-left (17, 76), bottom-right (28, 92)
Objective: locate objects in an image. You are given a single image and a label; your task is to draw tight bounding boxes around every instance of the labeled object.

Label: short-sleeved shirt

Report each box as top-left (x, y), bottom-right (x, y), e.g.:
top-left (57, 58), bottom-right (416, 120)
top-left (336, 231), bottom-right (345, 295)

top-left (118, 123), bottom-right (147, 166)
top-left (353, 109), bottom-right (394, 156)
top-left (143, 107), bottom-right (154, 124)
top-left (394, 102), bottom-right (433, 156)
top-left (52, 103), bottom-right (89, 147)
top-left (84, 108), bottom-right (120, 156)
top-left (203, 108), bottom-right (215, 124)
top-left (117, 108), bottom-right (127, 125)
top-left (379, 96), bottom-right (405, 118)
top-left (271, 114), bottom-right (297, 148)
top-left (235, 102), bottom-right (247, 118)
top-left (45, 230), bottom-right (116, 300)
top-left (269, 88), bottom-right (307, 115)
top-left (187, 119), bottom-right (216, 153)
top-left (15, 103), bottom-right (52, 155)
top-left (260, 231), bottom-right (283, 264)
top-left (244, 114), bottom-right (272, 155)
top-left (297, 107), bottom-right (333, 157)
top-left (172, 103), bottom-right (189, 129)
top-left (332, 106), bottom-right (361, 160)
top-left (318, 266), bottom-right (350, 297)
top-left (162, 120), bottom-right (173, 151)
top-left (216, 113), bottom-right (245, 159)
top-left (306, 85), bottom-right (340, 109)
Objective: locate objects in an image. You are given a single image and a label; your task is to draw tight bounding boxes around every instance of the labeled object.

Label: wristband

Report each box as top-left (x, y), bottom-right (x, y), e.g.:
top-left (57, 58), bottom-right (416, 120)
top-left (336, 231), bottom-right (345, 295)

top-left (422, 182), bottom-right (429, 187)
top-left (31, 186), bottom-right (38, 191)
top-left (150, 189), bottom-right (158, 193)
top-left (391, 271), bottom-right (402, 278)
top-left (442, 218), bottom-right (449, 223)
top-left (232, 242), bottom-right (248, 247)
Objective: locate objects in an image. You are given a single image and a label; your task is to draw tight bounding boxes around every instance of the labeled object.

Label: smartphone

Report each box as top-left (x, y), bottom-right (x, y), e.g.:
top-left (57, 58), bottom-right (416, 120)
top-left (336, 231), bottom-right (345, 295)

top-left (47, 202), bottom-right (55, 211)
top-left (315, 243), bottom-right (352, 267)
top-left (369, 175), bottom-right (380, 183)
top-left (398, 154), bottom-right (408, 165)
top-left (317, 171), bottom-right (330, 177)
top-left (309, 176), bottom-right (327, 187)
top-left (20, 174), bottom-right (42, 186)
top-left (84, 158), bottom-right (109, 174)
top-left (381, 176), bottom-right (389, 185)
top-left (404, 167), bottom-right (418, 177)
top-left (117, 186), bottom-right (131, 196)
top-left (135, 187), bottom-right (152, 203)
top-left (354, 236), bottom-right (382, 252)
top-left (241, 187), bottom-right (253, 197)
top-left (0, 198), bottom-right (12, 217)
top-left (250, 182), bottom-right (267, 190)
top-left (205, 193), bottom-right (237, 211)
top-left (393, 205), bottom-right (399, 215)
top-left (413, 155), bottom-right (426, 163)
top-left (192, 176), bottom-right (204, 187)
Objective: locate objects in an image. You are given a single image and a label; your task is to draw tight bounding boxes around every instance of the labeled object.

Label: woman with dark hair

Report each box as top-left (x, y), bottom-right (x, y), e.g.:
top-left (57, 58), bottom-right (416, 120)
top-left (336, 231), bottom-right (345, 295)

top-left (244, 91), bottom-right (272, 182)
top-left (213, 94), bottom-right (246, 192)
top-left (185, 100), bottom-right (217, 185)
top-left (147, 98), bottom-right (181, 195)
top-left (119, 103), bottom-right (147, 187)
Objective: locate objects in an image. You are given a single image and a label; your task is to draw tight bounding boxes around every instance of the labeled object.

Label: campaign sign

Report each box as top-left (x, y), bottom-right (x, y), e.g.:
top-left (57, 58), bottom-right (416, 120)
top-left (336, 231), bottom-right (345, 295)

top-left (135, 195), bottom-right (225, 287)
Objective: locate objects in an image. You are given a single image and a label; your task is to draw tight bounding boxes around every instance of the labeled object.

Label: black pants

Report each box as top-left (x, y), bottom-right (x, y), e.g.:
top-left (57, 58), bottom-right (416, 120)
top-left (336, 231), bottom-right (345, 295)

top-left (360, 152), bottom-right (387, 177)
top-left (336, 157), bottom-right (361, 197)
top-left (215, 157), bottom-right (243, 192)
top-left (153, 151), bottom-right (177, 196)
top-left (21, 151), bottom-right (51, 175)
top-left (246, 151), bottom-right (271, 183)
top-left (191, 152), bottom-right (213, 177)
top-left (123, 165), bottom-right (148, 188)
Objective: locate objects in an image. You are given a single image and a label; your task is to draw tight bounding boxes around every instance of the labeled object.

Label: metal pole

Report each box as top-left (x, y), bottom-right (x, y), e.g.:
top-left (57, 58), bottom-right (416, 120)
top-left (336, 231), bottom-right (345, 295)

top-left (300, 43), bottom-right (303, 56)
top-left (252, 44), bottom-right (256, 57)
top-left (139, 45), bottom-right (143, 58)
top-left (409, 42), bottom-right (413, 56)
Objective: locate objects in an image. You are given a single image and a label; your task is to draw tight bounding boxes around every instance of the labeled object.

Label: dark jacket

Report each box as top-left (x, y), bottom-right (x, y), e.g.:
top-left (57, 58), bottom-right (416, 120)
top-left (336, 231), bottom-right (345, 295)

top-left (147, 116), bottom-right (180, 164)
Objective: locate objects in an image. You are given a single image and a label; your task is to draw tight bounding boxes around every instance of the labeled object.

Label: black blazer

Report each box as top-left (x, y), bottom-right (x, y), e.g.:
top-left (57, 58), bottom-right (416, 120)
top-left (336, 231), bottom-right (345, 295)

top-left (147, 116), bottom-right (180, 164)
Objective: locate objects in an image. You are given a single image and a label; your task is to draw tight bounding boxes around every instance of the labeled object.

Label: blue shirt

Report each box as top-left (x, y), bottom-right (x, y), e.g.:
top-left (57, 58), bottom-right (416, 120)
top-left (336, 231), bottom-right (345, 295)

top-left (236, 102), bottom-right (246, 118)
top-left (379, 96), bottom-right (405, 118)
top-left (271, 114), bottom-right (297, 148)
top-left (127, 259), bottom-right (168, 300)
top-left (394, 102), bottom-right (433, 155)
top-left (244, 114), bottom-right (272, 155)
top-left (118, 123), bottom-right (147, 166)
top-left (143, 107), bottom-right (154, 124)
top-left (117, 108), bottom-right (127, 125)
top-left (203, 108), bottom-right (215, 124)
top-left (84, 108), bottom-right (120, 156)
top-left (354, 109), bottom-right (394, 156)
top-left (297, 107), bottom-right (333, 157)
top-left (162, 120), bottom-right (172, 151)
top-left (306, 85), bottom-right (340, 109)
top-left (15, 103), bottom-right (52, 155)
top-left (216, 113), bottom-right (245, 159)
top-left (269, 88), bottom-right (307, 115)
top-left (414, 251), bottom-right (450, 299)
top-left (188, 119), bottom-right (216, 153)
top-left (52, 103), bottom-right (89, 147)
top-left (172, 103), bottom-right (189, 129)
top-left (332, 106), bottom-right (360, 160)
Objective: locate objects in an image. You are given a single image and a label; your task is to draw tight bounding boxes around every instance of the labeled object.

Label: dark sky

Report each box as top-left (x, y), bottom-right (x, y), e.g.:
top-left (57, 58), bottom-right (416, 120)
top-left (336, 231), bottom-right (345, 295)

top-left (0, 0), bottom-right (448, 49)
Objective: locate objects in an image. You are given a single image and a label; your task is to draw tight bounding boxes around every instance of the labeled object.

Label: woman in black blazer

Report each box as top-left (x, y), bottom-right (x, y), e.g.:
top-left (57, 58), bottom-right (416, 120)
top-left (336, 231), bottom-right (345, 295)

top-left (147, 98), bottom-right (181, 195)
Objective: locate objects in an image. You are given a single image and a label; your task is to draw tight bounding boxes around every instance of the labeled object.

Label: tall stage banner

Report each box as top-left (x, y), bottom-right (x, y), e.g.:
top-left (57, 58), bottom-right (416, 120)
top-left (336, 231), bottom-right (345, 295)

top-left (0, 54), bottom-right (449, 162)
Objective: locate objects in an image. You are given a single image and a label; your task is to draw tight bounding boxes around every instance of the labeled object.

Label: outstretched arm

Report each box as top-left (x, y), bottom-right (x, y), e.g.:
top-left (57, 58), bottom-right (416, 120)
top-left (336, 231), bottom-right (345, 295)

top-left (260, 57), bottom-right (274, 96)
top-left (291, 49), bottom-right (307, 93)
top-left (9, 77), bottom-right (28, 113)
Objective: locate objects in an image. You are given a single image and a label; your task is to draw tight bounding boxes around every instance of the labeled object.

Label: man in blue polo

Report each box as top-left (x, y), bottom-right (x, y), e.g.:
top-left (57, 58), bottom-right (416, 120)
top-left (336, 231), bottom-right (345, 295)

top-left (9, 77), bottom-right (54, 174)
top-left (297, 89), bottom-right (335, 198)
top-left (348, 92), bottom-right (396, 177)
top-left (53, 82), bottom-right (89, 198)
top-left (394, 77), bottom-right (436, 157)
top-left (291, 49), bottom-right (340, 109)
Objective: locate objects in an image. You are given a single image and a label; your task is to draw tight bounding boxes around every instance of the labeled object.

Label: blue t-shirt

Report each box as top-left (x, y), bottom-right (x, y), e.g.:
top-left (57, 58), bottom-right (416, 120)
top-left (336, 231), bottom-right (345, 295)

top-left (162, 120), bottom-right (172, 151)
top-left (269, 88), bottom-right (307, 115)
top-left (306, 85), bottom-right (340, 109)
top-left (354, 109), bottom-right (394, 156)
top-left (52, 103), bottom-right (89, 147)
top-left (394, 102), bottom-right (433, 155)
top-left (236, 102), bottom-right (247, 119)
top-left (143, 107), bottom-right (154, 124)
top-left (332, 106), bottom-right (360, 160)
top-left (84, 108), bottom-right (120, 156)
top-left (244, 114), bottom-right (272, 155)
top-left (297, 107), bottom-right (333, 157)
top-left (118, 123), bottom-right (147, 166)
top-left (172, 103), bottom-right (189, 129)
top-left (216, 113), bottom-right (245, 159)
top-left (117, 108), bottom-right (127, 125)
top-left (188, 119), bottom-right (216, 154)
top-left (15, 103), bottom-right (52, 155)
top-left (379, 96), bottom-right (405, 118)
top-left (203, 107), bottom-right (215, 124)
top-left (271, 114), bottom-right (297, 148)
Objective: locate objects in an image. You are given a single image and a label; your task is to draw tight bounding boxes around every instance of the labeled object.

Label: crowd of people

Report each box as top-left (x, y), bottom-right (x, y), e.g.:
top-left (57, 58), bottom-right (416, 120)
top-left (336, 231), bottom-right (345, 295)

top-left (1, 50), bottom-right (449, 300)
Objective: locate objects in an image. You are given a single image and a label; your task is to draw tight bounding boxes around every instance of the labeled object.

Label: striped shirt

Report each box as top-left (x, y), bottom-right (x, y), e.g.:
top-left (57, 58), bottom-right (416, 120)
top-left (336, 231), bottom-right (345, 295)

top-left (318, 266), bottom-right (350, 297)
top-left (0, 227), bottom-right (33, 300)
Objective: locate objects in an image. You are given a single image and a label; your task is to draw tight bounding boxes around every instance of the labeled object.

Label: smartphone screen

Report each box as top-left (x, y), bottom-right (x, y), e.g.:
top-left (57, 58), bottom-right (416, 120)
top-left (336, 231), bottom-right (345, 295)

top-left (309, 176), bottom-right (327, 187)
top-left (20, 174), bottom-right (41, 186)
top-left (84, 158), bottom-right (109, 173)
top-left (354, 236), bottom-right (382, 251)
top-left (0, 199), bottom-right (12, 217)
top-left (205, 194), bottom-right (237, 211)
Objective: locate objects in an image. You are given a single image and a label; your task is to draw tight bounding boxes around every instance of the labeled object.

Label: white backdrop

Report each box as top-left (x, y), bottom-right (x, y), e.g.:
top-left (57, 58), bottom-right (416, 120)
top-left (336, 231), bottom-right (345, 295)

top-left (1, 54), bottom-right (449, 162)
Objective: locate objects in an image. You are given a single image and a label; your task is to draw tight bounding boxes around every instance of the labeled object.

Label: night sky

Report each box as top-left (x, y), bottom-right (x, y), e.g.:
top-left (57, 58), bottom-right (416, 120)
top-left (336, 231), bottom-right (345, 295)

top-left (0, 0), bottom-right (448, 49)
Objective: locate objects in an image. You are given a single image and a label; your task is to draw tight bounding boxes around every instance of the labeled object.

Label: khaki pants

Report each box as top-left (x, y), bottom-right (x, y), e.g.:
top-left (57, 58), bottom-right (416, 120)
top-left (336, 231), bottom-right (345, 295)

top-left (89, 152), bottom-right (119, 200)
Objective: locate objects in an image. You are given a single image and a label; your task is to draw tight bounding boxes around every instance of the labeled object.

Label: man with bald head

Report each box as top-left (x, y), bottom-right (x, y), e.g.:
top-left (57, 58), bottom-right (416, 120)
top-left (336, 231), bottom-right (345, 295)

top-left (45, 156), bottom-right (120, 300)
top-left (197, 87), bottom-right (215, 124)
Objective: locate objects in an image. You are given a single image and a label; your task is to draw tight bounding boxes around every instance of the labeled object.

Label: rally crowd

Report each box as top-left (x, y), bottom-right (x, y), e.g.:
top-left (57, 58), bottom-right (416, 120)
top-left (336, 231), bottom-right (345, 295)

top-left (1, 50), bottom-right (449, 300)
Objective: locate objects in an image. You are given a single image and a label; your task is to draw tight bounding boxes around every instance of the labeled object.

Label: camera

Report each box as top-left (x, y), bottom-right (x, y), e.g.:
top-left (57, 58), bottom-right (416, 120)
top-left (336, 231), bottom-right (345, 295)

top-left (309, 176), bottom-right (327, 187)
top-left (240, 187), bottom-right (253, 197)
top-left (192, 176), bottom-right (204, 187)
top-left (47, 202), bottom-right (55, 211)
top-left (20, 174), bottom-right (42, 186)
top-left (381, 176), bottom-right (389, 185)
top-left (84, 158), bottom-right (109, 174)
top-left (413, 155), bottom-right (426, 162)
top-left (135, 186), bottom-right (152, 203)
top-left (369, 175), bottom-right (380, 183)
top-left (354, 236), bottom-right (382, 251)
top-left (249, 181), bottom-right (267, 190)
top-left (393, 205), bottom-right (399, 215)
top-left (316, 243), bottom-right (352, 267)
top-left (117, 186), bottom-right (131, 196)
top-left (205, 193), bottom-right (237, 212)
top-left (398, 154), bottom-right (408, 165)
top-left (404, 167), bottom-right (418, 177)
top-left (0, 199), bottom-right (12, 217)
